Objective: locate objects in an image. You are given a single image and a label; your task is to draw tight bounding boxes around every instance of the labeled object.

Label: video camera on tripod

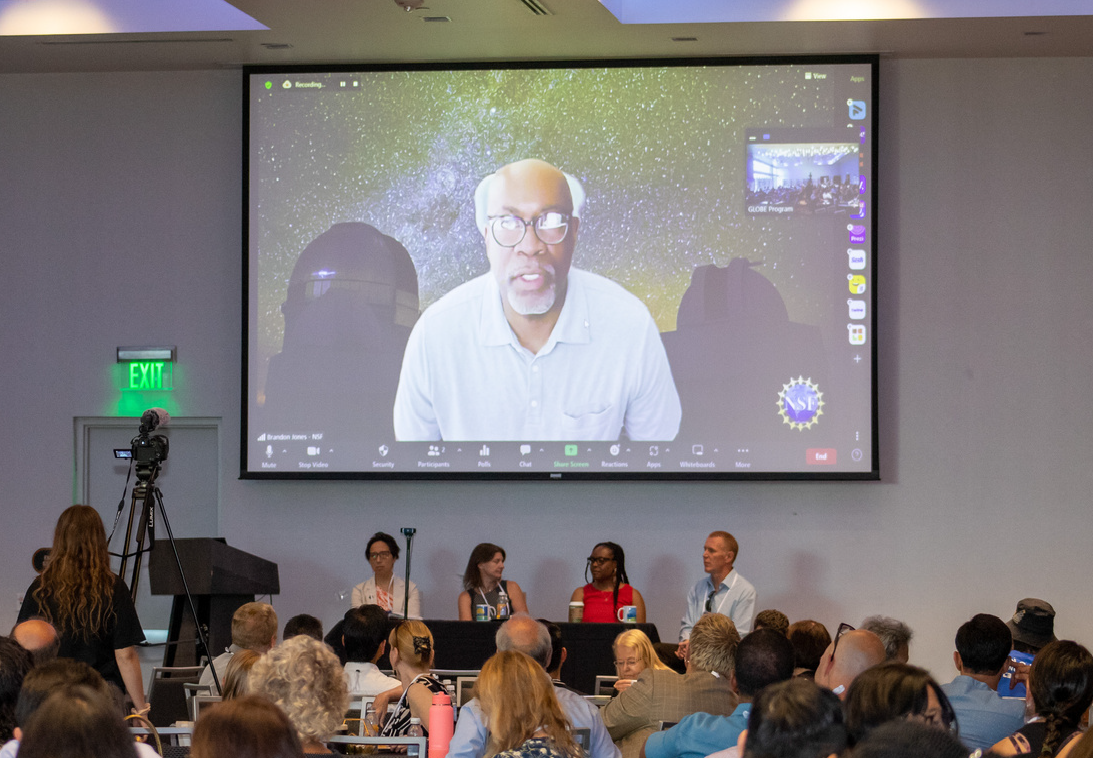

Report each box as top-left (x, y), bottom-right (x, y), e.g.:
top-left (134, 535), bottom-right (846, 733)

top-left (131, 408), bottom-right (170, 472)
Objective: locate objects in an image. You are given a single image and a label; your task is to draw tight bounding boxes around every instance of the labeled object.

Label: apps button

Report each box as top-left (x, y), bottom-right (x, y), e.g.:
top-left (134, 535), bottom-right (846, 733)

top-left (848, 323), bottom-right (867, 345)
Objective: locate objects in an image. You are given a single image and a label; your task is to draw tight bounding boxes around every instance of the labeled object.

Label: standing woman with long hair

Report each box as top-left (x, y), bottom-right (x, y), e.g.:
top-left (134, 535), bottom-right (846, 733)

top-left (17, 506), bottom-right (148, 714)
top-left (569, 542), bottom-right (646, 623)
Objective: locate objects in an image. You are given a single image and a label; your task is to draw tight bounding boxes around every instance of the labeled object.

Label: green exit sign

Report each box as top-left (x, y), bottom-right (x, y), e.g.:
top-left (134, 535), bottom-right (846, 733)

top-left (123, 361), bottom-right (173, 391)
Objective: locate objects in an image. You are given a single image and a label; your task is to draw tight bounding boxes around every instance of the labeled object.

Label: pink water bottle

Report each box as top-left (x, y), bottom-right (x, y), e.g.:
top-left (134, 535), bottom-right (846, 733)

top-left (427, 690), bottom-right (454, 758)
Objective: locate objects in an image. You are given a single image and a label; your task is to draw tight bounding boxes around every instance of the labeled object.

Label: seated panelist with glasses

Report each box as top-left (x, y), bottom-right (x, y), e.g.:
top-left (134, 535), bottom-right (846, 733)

top-left (392, 158), bottom-right (682, 442)
top-left (570, 542), bottom-right (646, 624)
top-left (351, 531), bottom-right (421, 620)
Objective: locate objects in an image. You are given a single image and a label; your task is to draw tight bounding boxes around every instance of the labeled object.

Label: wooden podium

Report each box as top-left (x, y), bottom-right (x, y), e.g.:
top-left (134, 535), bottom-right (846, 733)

top-left (149, 537), bottom-right (280, 666)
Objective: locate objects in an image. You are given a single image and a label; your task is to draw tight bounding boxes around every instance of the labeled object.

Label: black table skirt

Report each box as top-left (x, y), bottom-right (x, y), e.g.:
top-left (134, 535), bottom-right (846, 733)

top-left (424, 620), bottom-right (661, 694)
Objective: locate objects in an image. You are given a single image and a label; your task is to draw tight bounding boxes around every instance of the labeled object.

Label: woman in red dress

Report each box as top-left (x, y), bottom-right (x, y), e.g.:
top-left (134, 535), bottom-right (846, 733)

top-left (569, 542), bottom-right (646, 624)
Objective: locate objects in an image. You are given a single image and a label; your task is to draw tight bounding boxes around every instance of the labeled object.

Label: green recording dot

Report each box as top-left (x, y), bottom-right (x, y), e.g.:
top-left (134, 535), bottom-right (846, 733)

top-left (265, 81), bottom-right (273, 90)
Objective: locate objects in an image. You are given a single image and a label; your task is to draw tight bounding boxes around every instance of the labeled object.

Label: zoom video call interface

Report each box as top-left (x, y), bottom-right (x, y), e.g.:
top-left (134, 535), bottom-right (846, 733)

top-left (244, 57), bottom-right (878, 479)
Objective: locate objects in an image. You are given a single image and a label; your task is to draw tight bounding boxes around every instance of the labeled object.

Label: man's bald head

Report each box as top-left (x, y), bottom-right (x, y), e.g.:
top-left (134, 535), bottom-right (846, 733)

top-left (474, 159), bottom-right (585, 235)
top-left (12, 620), bottom-right (60, 666)
top-left (495, 613), bottom-right (552, 670)
top-left (815, 629), bottom-right (886, 700)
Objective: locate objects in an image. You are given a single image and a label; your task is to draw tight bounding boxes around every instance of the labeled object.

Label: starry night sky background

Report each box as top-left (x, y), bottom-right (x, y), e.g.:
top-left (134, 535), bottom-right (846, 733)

top-left (249, 63), bottom-right (870, 388)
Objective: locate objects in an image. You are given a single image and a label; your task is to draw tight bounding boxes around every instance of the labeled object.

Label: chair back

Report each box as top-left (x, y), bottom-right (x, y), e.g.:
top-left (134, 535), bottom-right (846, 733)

top-left (573, 727), bottom-right (592, 756)
top-left (455, 676), bottom-right (477, 706)
top-left (593, 675), bottom-right (618, 695)
top-left (148, 666), bottom-right (205, 727)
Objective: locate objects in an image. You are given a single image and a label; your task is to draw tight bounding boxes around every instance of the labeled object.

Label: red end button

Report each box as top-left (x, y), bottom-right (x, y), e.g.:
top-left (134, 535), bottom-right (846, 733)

top-left (806, 448), bottom-right (837, 465)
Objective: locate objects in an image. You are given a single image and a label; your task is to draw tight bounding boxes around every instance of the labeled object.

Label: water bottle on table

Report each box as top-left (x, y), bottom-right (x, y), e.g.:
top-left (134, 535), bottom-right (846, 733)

top-left (407, 717), bottom-right (424, 757)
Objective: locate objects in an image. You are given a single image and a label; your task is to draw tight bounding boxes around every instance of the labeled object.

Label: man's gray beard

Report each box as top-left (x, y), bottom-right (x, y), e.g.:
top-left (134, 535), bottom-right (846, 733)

top-left (506, 283), bottom-right (556, 316)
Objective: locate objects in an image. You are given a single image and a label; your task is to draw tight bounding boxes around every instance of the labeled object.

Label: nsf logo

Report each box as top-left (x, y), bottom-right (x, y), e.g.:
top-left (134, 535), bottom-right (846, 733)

top-left (777, 376), bottom-right (825, 431)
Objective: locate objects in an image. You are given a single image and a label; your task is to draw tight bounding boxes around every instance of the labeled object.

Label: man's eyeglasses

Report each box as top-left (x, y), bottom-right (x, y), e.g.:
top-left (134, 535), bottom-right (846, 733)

top-left (368, 550), bottom-right (393, 560)
top-left (587, 556), bottom-right (615, 566)
top-left (488, 212), bottom-right (570, 247)
top-left (830, 622), bottom-right (855, 660)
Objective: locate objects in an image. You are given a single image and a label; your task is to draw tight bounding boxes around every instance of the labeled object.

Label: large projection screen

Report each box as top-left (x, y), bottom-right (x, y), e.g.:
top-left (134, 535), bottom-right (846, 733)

top-left (243, 56), bottom-right (879, 480)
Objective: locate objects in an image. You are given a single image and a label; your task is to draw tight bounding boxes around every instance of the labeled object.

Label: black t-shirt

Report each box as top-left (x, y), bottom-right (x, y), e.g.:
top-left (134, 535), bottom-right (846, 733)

top-left (19, 574), bottom-right (145, 689)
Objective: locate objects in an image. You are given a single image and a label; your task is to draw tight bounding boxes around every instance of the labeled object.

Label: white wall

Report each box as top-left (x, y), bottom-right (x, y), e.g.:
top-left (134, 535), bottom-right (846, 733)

top-left (1, 58), bottom-right (1091, 684)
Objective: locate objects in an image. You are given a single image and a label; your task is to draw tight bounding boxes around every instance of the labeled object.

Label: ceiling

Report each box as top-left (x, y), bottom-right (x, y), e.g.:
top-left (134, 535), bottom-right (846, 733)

top-left (1, 0), bottom-right (1091, 74)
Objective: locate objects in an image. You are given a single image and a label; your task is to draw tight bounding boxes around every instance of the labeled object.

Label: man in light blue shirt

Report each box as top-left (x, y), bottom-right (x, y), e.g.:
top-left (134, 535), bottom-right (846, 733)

top-left (393, 158), bottom-right (681, 442)
top-left (678, 532), bottom-right (756, 659)
top-left (941, 613), bottom-right (1026, 752)
top-left (447, 614), bottom-right (620, 758)
top-left (642, 629), bottom-right (794, 758)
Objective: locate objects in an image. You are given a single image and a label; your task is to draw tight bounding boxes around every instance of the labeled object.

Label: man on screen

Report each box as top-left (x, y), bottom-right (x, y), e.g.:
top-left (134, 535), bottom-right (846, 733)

top-left (393, 158), bottom-right (681, 441)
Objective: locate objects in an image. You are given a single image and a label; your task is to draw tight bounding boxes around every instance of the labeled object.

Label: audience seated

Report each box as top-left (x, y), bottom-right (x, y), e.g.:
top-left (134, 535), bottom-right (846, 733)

top-left (940, 613), bottom-right (1025, 751)
top-left (191, 694), bottom-right (304, 758)
top-left (3, 659), bottom-right (159, 758)
top-left (732, 677), bottom-right (847, 758)
top-left (843, 662), bottom-right (955, 747)
top-left (851, 720), bottom-right (967, 758)
top-left (378, 620), bottom-right (447, 737)
top-left (222, 648), bottom-right (262, 700)
top-left (9, 622), bottom-right (58, 667)
top-left (342, 605), bottom-right (401, 698)
top-left (602, 613), bottom-right (739, 758)
top-left (859, 617), bottom-right (913, 663)
top-left (1062, 728), bottom-right (1093, 758)
top-left (251, 634), bottom-right (349, 754)
top-left (283, 613), bottom-right (324, 641)
top-left (13, 527), bottom-right (1093, 758)
top-left (0, 638), bottom-right (32, 744)
top-left (199, 601), bottom-right (278, 693)
top-left (449, 614), bottom-right (619, 758)
top-left (997, 597), bottom-right (1057, 698)
top-left (642, 628), bottom-right (794, 758)
top-left (476, 650), bottom-right (582, 758)
top-left (17, 684), bottom-right (137, 758)
top-left (754, 610), bottom-right (789, 636)
top-left (541, 619), bottom-right (581, 694)
top-left (814, 626), bottom-right (886, 700)
top-left (990, 639), bottom-right (1093, 757)
top-left (613, 629), bottom-right (672, 694)
top-left (786, 621), bottom-right (831, 680)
